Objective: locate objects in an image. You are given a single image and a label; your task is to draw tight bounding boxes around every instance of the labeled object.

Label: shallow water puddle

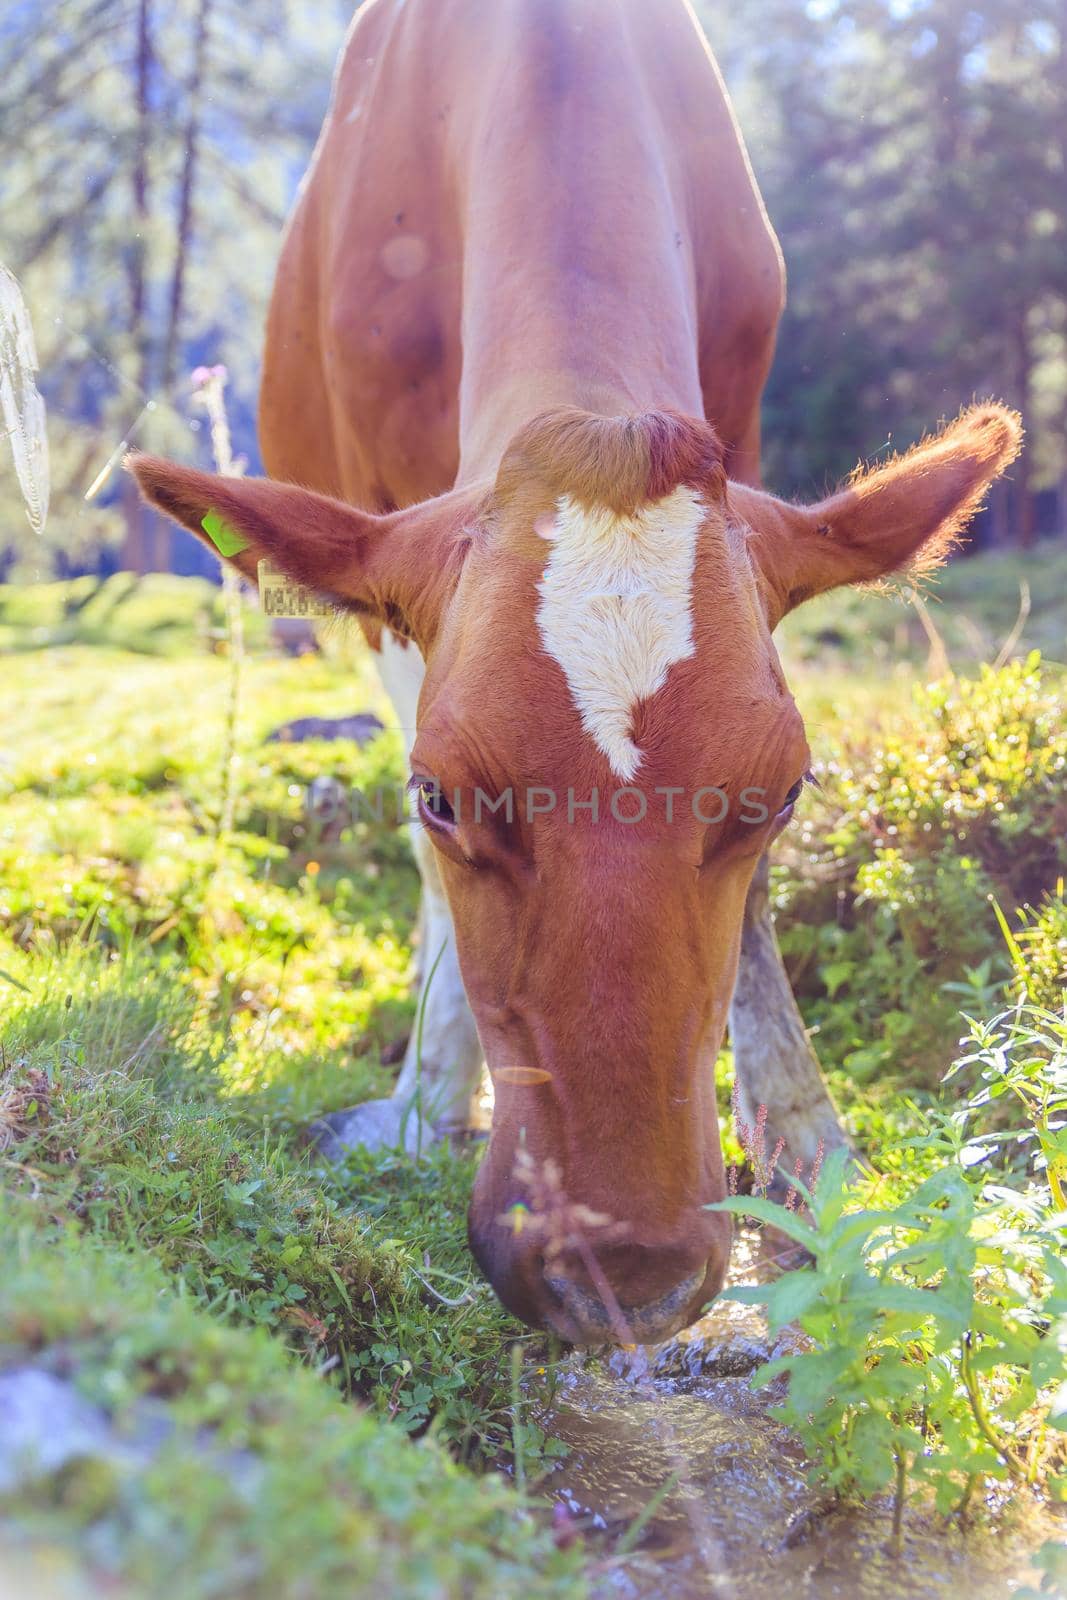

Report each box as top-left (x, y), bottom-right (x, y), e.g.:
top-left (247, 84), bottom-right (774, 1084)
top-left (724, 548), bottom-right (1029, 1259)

top-left (535, 1241), bottom-right (1055, 1599)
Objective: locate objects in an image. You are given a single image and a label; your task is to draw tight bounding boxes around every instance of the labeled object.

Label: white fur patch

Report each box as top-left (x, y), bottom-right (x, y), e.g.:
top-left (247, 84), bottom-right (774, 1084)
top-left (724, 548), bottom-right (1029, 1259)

top-left (536, 487), bottom-right (704, 781)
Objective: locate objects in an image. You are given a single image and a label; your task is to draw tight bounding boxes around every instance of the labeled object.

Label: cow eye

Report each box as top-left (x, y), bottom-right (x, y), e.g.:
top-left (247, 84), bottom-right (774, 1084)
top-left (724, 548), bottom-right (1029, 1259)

top-left (416, 779), bottom-right (456, 827)
top-left (779, 772), bottom-right (811, 813)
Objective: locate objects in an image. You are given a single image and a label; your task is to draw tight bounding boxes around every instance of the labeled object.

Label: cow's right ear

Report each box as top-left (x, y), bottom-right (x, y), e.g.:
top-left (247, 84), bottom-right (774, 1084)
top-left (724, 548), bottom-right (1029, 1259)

top-left (127, 455), bottom-right (468, 647)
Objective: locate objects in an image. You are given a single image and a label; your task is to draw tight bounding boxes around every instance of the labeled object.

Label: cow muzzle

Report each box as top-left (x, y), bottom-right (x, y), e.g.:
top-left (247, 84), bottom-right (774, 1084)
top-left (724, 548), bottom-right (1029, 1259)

top-left (469, 1207), bottom-right (731, 1346)
top-left (543, 1264), bottom-right (708, 1345)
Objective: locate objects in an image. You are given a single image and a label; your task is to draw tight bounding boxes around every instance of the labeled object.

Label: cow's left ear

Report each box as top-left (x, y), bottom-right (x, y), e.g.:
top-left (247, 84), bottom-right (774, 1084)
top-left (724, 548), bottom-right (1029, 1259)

top-left (127, 455), bottom-right (470, 647)
top-left (746, 404), bottom-right (1022, 627)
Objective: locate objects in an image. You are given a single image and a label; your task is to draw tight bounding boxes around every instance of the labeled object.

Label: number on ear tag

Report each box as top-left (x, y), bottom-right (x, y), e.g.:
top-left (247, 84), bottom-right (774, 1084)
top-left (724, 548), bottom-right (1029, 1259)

top-left (257, 559), bottom-right (332, 619)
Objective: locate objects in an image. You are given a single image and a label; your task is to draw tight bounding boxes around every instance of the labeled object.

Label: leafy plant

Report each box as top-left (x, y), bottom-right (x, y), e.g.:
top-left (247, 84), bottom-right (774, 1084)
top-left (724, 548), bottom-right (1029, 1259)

top-left (1008, 888), bottom-right (1067, 1015)
top-left (945, 1002), bottom-right (1067, 1211)
top-left (711, 1003), bottom-right (1067, 1542)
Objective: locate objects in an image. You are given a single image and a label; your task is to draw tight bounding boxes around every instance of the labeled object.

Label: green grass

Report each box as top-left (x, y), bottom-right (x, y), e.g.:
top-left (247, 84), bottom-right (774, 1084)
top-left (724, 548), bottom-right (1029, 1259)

top-left (779, 543), bottom-right (1067, 749)
top-left (0, 941), bottom-right (578, 1592)
top-left (780, 544), bottom-right (1067, 673)
top-left (0, 571), bottom-right (272, 656)
top-left (0, 1191), bottom-right (581, 1600)
top-left (0, 594), bottom-right (581, 1594)
top-left (2, 944), bottom-right (403, 1348)
top-left (1, 549), bottom-right (1064, 1592)
top-left (0, 936), bottom-right (557, 1467)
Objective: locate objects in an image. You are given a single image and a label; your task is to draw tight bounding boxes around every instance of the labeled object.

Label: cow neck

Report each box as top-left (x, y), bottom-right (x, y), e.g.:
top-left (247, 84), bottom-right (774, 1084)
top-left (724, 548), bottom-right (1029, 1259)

top-left (452, 135), bottom-right (705, 486)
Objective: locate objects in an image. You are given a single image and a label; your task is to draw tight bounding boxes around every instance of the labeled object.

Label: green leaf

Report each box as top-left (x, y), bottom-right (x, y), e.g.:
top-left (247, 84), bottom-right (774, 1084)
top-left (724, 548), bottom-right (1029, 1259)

top-left (326, 1265), bottom-right (354, 1311)
top-left (822, 960), bottom-right (855, 999)
top-left (707, 1195), bottom-right (817, 1248)
top-left (812, 1145), bottom-right (854, 1229)
top-left (763, 1269), bottom-right (824, 1324)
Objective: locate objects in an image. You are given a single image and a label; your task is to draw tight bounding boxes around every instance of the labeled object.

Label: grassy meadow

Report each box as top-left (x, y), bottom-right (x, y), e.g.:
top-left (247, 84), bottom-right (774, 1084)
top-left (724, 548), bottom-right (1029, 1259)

top-left (1, 549), bottom-right (1065, 1596)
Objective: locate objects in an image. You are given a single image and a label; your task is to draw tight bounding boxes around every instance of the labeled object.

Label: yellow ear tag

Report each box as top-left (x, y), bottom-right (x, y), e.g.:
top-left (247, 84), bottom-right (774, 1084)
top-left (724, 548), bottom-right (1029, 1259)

top-left (257, 559), bottom-right (333, 619)
top-left (201, 510), bottom-right (248, 557)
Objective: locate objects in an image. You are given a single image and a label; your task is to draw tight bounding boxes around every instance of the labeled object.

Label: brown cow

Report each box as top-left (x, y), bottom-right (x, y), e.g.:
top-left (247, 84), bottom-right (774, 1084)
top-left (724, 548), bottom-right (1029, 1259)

top-left (133, 0), bottom-right (1021, 1343)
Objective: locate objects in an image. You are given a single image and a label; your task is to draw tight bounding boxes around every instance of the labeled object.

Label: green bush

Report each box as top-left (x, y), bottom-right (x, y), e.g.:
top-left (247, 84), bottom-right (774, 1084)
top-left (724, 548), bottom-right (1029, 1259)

top-left (1013, 892), bottom-right (1067, 1014)
top-left (778, 653), bottom-right (1067, 1083)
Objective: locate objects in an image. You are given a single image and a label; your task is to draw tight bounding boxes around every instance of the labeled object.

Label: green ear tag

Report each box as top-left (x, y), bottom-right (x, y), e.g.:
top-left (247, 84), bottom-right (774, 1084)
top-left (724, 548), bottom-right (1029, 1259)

top-left (201, 510), bottom-right (248, 557)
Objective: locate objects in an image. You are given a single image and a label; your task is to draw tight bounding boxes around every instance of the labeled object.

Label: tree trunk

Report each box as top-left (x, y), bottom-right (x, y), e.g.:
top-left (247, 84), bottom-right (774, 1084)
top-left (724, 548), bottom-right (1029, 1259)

top-left (154, 0), bottom-right (212, 571)
top-left (121, 0), bottom-right (153, 573)
top-left (1014, 309), bottom-right (1035, 550)
top-left (160, 0), bottom-right (211, 391)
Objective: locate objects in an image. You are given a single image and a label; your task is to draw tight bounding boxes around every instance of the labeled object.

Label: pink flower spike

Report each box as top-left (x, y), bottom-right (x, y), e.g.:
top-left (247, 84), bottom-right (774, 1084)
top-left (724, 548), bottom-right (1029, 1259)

top-left (732, 1080), bottom-right (753, 1160)
top-left (785, 1155), bottom-right (803, 1212)
top-left (809, 1137), bottom-right (826, 1191)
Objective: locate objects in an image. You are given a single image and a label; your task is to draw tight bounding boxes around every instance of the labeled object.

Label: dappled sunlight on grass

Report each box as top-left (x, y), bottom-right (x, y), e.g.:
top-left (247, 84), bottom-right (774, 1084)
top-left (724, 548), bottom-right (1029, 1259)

top-left (778, 544), bottom-right (1067, 753)
top-left (3, 641), bottom-right (393, 796)
top-left (1, 611), bottom-right (422, 1147)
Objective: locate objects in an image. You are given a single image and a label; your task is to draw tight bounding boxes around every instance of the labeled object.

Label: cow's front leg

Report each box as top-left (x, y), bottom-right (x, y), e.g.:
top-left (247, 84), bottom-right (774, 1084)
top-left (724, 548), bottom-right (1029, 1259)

top-left (310, 633), bottom-right (485, 1161)
top-left (311, 826), bottom-right (484, 1159)
top-left (390, 822), bottom-right (486, 1137)
top-left (728, 854), bottom-right (849, 1196)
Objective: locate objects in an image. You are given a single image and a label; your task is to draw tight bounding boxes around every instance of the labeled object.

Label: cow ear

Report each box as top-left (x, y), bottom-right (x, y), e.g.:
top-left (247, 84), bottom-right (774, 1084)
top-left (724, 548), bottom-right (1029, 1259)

top-left (748, 405), bottom-right (1023, 626)
top-left (127, 455), bottom-right (464, 646)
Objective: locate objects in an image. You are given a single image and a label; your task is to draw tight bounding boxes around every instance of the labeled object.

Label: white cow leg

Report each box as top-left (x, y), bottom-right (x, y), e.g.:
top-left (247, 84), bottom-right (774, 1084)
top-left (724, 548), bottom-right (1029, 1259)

top-left (390, 822), bottom-right (486, 1133)
top-left (728, 854), bottom-right (850, 1196)
top-left (310, 631), bottom-right (486, 1161)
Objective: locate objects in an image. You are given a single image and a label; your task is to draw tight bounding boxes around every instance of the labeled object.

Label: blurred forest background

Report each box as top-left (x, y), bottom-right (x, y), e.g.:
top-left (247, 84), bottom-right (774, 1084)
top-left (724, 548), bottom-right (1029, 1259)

top-left (1, 0), bottom-right (1064, 576)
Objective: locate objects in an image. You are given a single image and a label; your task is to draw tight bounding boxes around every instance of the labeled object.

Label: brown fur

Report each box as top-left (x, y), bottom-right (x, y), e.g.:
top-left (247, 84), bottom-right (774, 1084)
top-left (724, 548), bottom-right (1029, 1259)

top-left (495, 408), bottom-right (727, 519)
top-left (128, 454), bottom-right (482, 647)
top-left (132, 0), bottom-right (1023, 1341)
top-left (739, 403), bottom-right (1023, 622)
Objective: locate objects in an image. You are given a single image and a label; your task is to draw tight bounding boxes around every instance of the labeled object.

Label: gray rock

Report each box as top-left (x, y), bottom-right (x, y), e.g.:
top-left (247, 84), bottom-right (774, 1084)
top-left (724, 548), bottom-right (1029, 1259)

top-left (307, 1095), bottom-right (424, 1160)
top-left (649, 1331), bottom-right (772, 1381)
top-left (267, 712), bottom-right (384, 745)
top-left (0, 1368), bottom-right (149, 1490)
top-left (0, 1366), bottom-right (261, 1498)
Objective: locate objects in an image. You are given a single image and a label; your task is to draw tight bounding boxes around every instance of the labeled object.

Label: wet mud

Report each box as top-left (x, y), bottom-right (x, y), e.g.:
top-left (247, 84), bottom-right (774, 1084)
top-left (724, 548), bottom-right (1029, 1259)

top-left (535, 1238), bottom-right (1059, 1599)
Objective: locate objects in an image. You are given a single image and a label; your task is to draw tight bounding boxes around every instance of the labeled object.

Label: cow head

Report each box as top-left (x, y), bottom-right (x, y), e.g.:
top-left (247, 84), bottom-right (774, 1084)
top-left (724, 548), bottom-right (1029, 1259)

top-left (132, 401), bottom-right (1020, 1342)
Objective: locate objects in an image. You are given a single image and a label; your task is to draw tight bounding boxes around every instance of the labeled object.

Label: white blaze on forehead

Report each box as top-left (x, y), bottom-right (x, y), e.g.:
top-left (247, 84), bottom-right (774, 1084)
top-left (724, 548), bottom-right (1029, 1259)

top-left (535, 486), bottom-right (704, 782)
